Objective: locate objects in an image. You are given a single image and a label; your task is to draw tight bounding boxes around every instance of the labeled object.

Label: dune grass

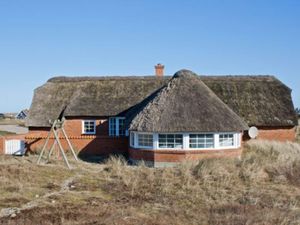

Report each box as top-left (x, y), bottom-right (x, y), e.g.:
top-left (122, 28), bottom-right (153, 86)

top-left (297, 119), bottom-right (300, 142)
top-left (1, 140), bottom-right (300, 224)
top-left (0, 119), bottom-right (25, 126)
top-left (0, 130), bottom-right (16, 136)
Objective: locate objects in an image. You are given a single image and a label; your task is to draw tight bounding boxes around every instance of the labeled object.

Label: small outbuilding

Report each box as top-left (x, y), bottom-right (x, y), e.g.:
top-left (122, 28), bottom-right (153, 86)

top-left (16, 109), bottom-right (29, 120)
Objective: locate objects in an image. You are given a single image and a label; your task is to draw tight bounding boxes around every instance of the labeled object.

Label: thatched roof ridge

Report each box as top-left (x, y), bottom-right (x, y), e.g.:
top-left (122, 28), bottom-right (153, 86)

top-left (128, 70), bottom-right (249, 132)
top-left (26, 73), bottom-right (298, 128)
top-left (201, 75), bottom-right (292, 90)
top-left (48, 76), bottom-right (171, 82)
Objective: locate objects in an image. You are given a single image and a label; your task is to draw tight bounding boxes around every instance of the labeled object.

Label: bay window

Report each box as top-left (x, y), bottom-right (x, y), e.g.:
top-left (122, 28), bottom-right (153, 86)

top-left (130, 132), bottom-right (241, 150)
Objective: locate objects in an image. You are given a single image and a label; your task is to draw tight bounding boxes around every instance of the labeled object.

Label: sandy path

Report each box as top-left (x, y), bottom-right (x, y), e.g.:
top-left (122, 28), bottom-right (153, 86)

top-left (0, 125), bottom-right (28, 134)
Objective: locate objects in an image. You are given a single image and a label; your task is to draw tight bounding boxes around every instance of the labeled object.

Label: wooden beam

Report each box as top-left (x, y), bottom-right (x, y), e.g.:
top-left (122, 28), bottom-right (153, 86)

top-left (47, 139), bottom-right (57, 162)
top-left (37, 120), bottom-right (57, 164)
top-left (52, 127), bottom-right (71, 169)
top-left (61, 127), bottom-right (78, 161)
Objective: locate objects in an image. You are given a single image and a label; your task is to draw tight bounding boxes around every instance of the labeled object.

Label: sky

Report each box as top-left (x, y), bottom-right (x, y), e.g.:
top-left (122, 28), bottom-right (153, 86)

top-left (0, 0), bottom-right (299, 112)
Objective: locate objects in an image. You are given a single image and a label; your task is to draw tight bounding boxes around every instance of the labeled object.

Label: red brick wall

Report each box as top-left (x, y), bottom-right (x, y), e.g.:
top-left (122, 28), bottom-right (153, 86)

top-left (27, 118), bottom-right (109, 137)
top-left (0, 137), bottom-right (4, 154)
top-left (26, 118), bottom-right (128, 156)
top-left (26, 118), bottom-right (297, 159)
top-left (26, 136), bottom-right (128, 156)
top-left (243, 126), bottom-right (297, 142)
top-left (129, 148), bottom-right (242, 163)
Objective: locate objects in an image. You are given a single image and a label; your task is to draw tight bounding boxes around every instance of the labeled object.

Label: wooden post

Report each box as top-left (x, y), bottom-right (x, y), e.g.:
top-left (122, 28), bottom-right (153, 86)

top-left (47, 140), bottom-right (57, 161)
top-left (61, 127), bottom-right (78, 161)
top-left (37, 120), bottom-right (57, 164)
top-left (52, 128), bottom-right (71, 169)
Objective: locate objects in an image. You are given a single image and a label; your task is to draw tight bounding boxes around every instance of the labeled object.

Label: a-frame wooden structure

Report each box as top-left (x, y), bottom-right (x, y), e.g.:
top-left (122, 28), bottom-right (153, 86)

top-left (37, 117), bottom-right (78, 169)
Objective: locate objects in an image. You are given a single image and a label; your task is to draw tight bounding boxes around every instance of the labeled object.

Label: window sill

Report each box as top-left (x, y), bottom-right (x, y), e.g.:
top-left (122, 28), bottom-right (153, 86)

top-left (131, 147), bottom-right (240, 151)
top-left (129, 148), bottom-right (241, 154)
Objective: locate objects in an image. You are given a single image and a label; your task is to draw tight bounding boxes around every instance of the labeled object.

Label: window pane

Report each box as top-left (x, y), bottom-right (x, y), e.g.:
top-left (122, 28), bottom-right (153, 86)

top-left (109, 118), bottom-right (116, 136)
top-left (130, 133), bottom-right (135, 147)
top-left (189, 134), bottom-right (214, 148)
top-left (206, 143), bottom-right (214, 148)
top-left (109, 117), bottom-right (126, 136)
top-left (118, 118), bottom-right (126, 136)
top-left (158, 134), bottom-right (183, 149)
top-left (160, 134), bottom-right (166, 138)
top-left (138, 133), bottom-right (153, 147)
top-left (190, 139), bottom-right (196, 144)
top-left (219, 134), bottom-right (234, 147)
top-left (83, 121), bottom-right (96, 134)
top-left (168, 143), bottom-right (174, 148)
top-left (190, 134), bottom-right (196, 139)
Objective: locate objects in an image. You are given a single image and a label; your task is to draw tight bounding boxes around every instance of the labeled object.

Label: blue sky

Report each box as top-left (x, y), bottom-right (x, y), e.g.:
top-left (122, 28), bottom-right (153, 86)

top-left (0, 0), bottom-right (299, 112)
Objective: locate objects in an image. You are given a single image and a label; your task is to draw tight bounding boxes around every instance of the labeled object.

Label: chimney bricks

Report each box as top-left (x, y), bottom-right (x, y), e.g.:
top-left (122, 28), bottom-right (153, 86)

top-left (155, 63), bottom-right (164, 77)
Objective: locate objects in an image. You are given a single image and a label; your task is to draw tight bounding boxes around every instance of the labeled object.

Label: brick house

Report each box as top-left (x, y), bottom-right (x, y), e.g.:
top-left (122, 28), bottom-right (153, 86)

top-left (26, 65), bottom-right (298, 166)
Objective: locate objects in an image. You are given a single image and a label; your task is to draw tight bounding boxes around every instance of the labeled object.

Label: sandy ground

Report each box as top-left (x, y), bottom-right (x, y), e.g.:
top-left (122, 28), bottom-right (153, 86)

top-left (0, 125), bottom-right (28, 134)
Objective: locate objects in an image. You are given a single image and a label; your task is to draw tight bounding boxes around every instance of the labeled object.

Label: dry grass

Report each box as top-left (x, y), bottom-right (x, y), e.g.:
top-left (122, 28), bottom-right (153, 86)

top-left (1, 141), bottom-right (300, 224)
top-left (296, 119), bottom-right (300, 143)
top-left (0, 119), bottom-right (25, 126)
top-left (0, 131), bottom-right (16, 136)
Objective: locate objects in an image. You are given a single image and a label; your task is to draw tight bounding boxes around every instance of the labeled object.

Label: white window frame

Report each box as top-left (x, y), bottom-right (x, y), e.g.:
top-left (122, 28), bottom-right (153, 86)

top-left (158, 133), bottom-right (183, 149)
top-left (82, 120), bottom-right (96, 135)
top-left (189, 133), bottom-right (215, 149)
top-left (137, 133), bottom-right (153, 149)
top-left (130, 132), bottom-right (242, 150)
top-left (130, 132), bottom-right (135, 147)
top-left (188, 132), bottom-right (240, 150)
top-left (219, 133), bottom-right (235, 148)
top-left (109, 117), bottom-right (126, 137)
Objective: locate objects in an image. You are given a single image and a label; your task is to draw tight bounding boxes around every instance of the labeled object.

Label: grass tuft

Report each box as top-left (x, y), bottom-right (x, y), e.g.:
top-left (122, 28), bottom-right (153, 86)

top-left (1, 140), bottom-right (300, 224)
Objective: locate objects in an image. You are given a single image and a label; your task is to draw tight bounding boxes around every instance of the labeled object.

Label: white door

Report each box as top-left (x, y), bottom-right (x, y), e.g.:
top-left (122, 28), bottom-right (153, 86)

top-left (5, 140), bottom-right (25, 155)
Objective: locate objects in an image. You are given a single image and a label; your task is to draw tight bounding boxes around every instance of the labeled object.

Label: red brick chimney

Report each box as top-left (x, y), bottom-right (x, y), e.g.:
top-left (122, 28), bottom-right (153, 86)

top-left (155, 63), bottom-right (164, 77)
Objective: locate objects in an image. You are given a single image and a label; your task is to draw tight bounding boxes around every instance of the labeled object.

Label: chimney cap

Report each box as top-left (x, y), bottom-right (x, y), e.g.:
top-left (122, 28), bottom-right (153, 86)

top-left (155, 63), bottom-right (164, 68)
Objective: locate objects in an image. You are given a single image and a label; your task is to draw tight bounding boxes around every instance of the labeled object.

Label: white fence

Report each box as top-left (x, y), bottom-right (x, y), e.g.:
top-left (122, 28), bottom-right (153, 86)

top-left (5, 140), bottom-right (25, 155)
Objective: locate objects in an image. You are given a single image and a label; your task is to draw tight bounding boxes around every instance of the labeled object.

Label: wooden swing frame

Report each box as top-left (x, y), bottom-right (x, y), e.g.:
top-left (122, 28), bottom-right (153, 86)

top-left (37, 117), bottom-right (78, 169)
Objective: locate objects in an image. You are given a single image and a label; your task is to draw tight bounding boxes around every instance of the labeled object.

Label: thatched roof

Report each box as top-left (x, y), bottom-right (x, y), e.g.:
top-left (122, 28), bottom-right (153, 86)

top-left (26, 72), bottom-right (298, 128)
top-left (26, 76), bottom-right (167, 127)
top-left (202, 76), bottom-right (297, 127)
top-left (128, 70), bottom-right (249, 132)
